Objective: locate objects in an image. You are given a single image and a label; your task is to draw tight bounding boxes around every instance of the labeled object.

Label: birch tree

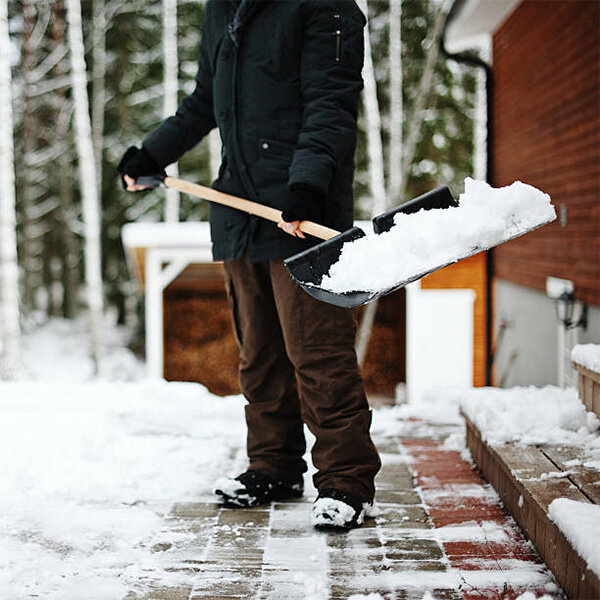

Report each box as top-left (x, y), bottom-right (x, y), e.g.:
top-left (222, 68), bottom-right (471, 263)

top-left (388, 0), bottom-right (403, 201)
top-left (357, 0), bottom-right (386, 218)
top-left (91, 0), bottom-right (107, 193)
top-left (355, 0), bottom-right (387, 365)
top-left (66, 0), bottom-right (104, 371)
top-left (52, 0), bottom-right (78, 319)
top-left (0, 0), bottom-right (21, 378)
top-left (394, 2), bottom-right (447, 204)
top-left (163, 0), bottom-right (180, 222)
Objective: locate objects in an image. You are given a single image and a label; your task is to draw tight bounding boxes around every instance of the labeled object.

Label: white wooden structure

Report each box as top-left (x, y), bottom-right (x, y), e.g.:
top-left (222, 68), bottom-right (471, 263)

top-left (122, 222), bottom-right (214, 379)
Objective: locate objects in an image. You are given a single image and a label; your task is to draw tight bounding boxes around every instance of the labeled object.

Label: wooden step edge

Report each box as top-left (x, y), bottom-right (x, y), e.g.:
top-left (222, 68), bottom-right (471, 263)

top-left (573, 362), bottom-right (600, 385)
top-left (574, 363), bottom-right (600, 420)
top-left (462, 413), bottom-right (600, 599)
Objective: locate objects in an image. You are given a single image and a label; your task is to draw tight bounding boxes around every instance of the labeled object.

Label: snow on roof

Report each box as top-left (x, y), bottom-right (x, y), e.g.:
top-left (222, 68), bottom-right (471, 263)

top-left (572, 344), bottom-right (600, 374)
top-left (445, 0), bottom-right (520, 52)
top-left (122, 220), bottom-right (373, 250)
top-left (122, 221), bottom-right (212, 249)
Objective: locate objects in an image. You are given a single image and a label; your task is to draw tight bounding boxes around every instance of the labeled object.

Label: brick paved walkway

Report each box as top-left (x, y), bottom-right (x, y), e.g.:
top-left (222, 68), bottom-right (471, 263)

top-left (125, 416), bottom-right (563, 600)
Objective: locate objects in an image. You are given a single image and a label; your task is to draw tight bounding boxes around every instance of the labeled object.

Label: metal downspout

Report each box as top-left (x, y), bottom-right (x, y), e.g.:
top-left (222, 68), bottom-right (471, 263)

top-left (440, 0), bottom-right (495, 386)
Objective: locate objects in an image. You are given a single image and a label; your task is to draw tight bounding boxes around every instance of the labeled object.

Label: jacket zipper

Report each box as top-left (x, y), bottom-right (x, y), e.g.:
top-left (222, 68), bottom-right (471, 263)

top-left (333, 14), bottom-right (341, 62)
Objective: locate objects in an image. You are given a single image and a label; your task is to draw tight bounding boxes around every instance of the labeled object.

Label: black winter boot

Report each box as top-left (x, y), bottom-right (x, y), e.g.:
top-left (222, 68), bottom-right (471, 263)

top-left (215, 469), bottom-right (303, 507)
top-left (312, 488), bottom-right (372, 530)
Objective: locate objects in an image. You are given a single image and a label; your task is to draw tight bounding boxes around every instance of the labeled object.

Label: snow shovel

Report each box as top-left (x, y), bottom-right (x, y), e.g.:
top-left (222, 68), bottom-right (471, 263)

top-left (135, 174), bottom-right (458, 308)
top-left (134, 174), bottom-right (458, 308)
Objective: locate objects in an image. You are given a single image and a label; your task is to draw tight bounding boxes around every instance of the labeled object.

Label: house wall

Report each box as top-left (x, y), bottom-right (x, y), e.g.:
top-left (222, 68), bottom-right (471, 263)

top-left (492, 0), bottom-right (600, 306)
top-left (494, 279), bottom-right (600, 387)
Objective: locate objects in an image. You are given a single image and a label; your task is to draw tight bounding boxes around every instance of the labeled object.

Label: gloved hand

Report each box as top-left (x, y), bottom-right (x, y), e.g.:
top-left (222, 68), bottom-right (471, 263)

top-left (117, 145), bottom-right (165, 191)
top-left (281, 183), bottom-right (324, 224)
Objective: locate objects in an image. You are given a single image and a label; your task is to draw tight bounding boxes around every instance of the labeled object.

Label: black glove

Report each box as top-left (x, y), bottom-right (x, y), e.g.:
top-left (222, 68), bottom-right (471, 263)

top-left (117, 145), bottom-right (165, 190)
top-left (281, 183), bottom-right (324, 223)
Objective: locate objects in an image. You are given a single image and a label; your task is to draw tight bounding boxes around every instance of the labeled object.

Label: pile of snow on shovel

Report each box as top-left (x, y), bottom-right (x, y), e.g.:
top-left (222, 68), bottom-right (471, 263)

top-left (322, 178), bottom-right (555, 293)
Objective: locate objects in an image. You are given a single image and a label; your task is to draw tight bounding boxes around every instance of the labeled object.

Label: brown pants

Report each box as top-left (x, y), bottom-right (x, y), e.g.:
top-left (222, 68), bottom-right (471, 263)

top-left (223, 253), bottom-right (381, 502)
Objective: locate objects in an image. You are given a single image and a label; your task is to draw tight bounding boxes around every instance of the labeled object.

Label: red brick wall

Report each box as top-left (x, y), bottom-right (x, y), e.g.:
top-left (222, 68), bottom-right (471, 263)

top-left (492, 0), bottom-right (600, 305)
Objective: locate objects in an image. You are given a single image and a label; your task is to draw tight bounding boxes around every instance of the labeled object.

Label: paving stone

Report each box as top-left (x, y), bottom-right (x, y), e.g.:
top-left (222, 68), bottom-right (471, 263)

top-left (382, 537), bottom-right (444, 561)
top-left (169, 502), bottom-right (221, 518)
top-left (123, 586), bottom-right (192, 600)
top-left (376, 489), bottom-right (423, 505)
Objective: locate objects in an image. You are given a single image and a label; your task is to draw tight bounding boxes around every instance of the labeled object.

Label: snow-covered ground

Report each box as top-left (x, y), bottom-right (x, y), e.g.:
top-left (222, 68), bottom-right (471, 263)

top-left (1, 318), bottom-right (248, 598)
top-left (14, 315), bottom-right (146, 382)
top-left (0, 380), bottom-right (248, 598)
top-left (0, 319), bottom-right (574, 598)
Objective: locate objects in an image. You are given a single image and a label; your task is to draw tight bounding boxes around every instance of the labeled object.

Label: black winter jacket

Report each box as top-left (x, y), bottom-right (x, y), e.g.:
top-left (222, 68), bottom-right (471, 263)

top-left (143, 0), bottom-right (366, 262)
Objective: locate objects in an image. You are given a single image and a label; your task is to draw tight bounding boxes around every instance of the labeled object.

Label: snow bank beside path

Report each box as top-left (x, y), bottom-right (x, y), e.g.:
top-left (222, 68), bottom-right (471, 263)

top-left (548, 498), bottom-right (600, 577)
top-left (460, 386), bottom-right (599, 446)
top-left (0, 382), bottom-right (246, 598)
top-left (321, 178), bottom-right (555, 293)
top-left (571, 344), bottom-right (600, 373)
top-left (7, 316), bottom-right (145, 382)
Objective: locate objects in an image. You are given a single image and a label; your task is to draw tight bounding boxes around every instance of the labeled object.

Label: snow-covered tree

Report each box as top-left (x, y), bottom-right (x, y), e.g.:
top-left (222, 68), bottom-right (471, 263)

top-left (66, 0), bottom-right (104, 371)
top-left (0, 0), bottom-right (21, 378)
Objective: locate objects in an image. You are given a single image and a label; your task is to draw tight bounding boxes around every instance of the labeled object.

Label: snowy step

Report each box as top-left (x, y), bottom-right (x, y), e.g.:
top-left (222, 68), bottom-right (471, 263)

top-left (572, 344), bottom-right (600, 420)
top-left (464, 415), bottom-right (600, 598)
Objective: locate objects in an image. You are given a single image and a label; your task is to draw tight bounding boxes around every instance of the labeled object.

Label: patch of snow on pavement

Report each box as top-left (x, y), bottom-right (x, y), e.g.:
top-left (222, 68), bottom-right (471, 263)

top-left (515, 593), bottom-right (555, 600)
top-left (548, 498), bottom-right (600, 578)
top-left (262, 535), bottom-right (329, 599)
top-left (321, 178), bottom-right (555, 293)
top-left (351, 565), bottom-right (556, 591)
top-left (0, 381), bottom-right (246, 598)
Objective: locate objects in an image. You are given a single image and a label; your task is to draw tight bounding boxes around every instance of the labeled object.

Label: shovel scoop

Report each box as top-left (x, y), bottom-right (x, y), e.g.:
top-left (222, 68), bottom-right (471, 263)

top-left (283, 187), bottom-right (458, 308)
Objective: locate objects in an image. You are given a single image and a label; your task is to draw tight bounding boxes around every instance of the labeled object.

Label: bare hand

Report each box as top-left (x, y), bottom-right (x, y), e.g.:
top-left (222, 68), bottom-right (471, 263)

top-left (277, 219), bottom-right (306, 239)
top-left (123, 174), bottom-right (149, 192)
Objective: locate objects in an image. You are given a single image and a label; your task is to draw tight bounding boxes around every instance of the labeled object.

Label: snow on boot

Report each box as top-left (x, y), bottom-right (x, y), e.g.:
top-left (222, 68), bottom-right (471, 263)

top-left (214, 469), bottom-right (303, 507)
top-left (312, 488), bottom-right (370, 530)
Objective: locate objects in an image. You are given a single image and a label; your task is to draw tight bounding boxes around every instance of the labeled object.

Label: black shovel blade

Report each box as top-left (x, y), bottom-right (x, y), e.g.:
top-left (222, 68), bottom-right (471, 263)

top-left (372, 186), bottom-right (458, 233)
top-left (284, 227), bottom-right (375, 308)
top-left (284, 186), bottom-right (459, 309)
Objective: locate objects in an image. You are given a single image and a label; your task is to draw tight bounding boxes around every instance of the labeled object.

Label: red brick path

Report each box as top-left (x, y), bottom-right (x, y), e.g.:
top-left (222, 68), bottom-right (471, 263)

top-left (403, 439), bottom-right (562, 599)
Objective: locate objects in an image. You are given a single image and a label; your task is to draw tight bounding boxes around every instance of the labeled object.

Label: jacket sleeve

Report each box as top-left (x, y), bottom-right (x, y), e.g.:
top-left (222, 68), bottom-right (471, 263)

top-left (287, 0), bottom-right (366, 195)
top-left (143, 6), bottom-right (216, 168)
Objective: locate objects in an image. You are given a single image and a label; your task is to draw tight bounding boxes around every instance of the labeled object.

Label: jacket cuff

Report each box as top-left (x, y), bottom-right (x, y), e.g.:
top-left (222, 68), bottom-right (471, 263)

top-left (141, 140), bottom-right (170, 170)
top-left (287, 164), bottom-right (333, 197)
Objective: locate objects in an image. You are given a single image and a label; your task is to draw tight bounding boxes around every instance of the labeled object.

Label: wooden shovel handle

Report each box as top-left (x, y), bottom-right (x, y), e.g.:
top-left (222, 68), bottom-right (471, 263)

top-left (164, 176), bottom-right (340, 241)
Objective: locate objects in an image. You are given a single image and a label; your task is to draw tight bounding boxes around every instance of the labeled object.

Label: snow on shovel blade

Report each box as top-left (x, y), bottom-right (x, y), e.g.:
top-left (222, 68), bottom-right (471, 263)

top-left (285, 186), bottom-right (458, 309)
top-left (284, 227), bottom-right (377, 308)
